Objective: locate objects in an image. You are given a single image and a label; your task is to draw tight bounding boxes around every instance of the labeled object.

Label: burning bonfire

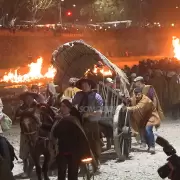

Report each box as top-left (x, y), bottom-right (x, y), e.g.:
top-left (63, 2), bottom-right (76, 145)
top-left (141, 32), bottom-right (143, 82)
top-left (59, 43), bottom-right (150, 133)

top-left (172, 36), bottom-right (180, 60)
top-left (85, 62), bottom-right (113, 78)
top-left (0, 57), bottom-right (56, 84)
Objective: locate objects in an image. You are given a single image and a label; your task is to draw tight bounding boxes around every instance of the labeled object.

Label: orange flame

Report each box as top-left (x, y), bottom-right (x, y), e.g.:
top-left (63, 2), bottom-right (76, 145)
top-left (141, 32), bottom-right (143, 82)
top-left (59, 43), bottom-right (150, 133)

top-left (93, 65), bottom-right (112, 76)
top-left (1, 57), bottom-right (56, 83)
top-left (81, 157), bottom-right (92, 163)
top-left (172, 36), bottom-right (180, 60)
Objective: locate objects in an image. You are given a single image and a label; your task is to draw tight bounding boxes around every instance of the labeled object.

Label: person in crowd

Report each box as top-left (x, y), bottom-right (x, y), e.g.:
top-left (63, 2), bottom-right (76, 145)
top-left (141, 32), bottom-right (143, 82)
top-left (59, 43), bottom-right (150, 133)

top-left (150, 69), bottom-right (168, 111)
top-left (72, 78), bottom-right (103, 168)
top-left (53, 99), bottom-right (92, 180)
top-left (129, 73), bottom-right (136, 95)
top-left (46, 83), bottom-right (59, 107)
top-left (144, 74), bottom-right (152, 85)
top-left (0, 98), bottom-right (15, 179)
top-left (16, 92), bottom-right (39, 178)
top-left (105, 77), bottom-right (115, 88)
top-left (62, 78), bottom-right (80, 99)
top-left (167, 70), bottom-right (180, 119)
top-left (31, 85), bottom-right (45, 103)
top-left (0, 98), bottom-right (4, 134)
top-left (133, 76), bottom-right (164, 121)
top-left (0, 155), bottom-right (15, 180)
top-left (127, 87), bottom-right (161, 154)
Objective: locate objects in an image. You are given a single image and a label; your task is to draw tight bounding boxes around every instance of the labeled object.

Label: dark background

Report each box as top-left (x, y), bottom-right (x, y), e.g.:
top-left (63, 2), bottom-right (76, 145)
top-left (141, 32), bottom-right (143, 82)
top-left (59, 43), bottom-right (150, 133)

top-left (0, 0), bottom-right (180, 24)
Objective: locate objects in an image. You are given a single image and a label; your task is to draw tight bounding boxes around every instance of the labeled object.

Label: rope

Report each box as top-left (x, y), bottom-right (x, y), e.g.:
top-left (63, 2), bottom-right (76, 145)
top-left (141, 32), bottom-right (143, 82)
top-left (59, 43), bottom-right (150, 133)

top-left (23, 131), bottom-right (37, 135)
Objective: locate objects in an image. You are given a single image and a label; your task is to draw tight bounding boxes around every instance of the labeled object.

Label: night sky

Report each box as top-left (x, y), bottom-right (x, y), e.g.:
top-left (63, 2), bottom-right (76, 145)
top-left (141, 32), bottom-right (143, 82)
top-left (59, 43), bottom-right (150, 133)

top-left (0, 0), bottom-right (180, 24)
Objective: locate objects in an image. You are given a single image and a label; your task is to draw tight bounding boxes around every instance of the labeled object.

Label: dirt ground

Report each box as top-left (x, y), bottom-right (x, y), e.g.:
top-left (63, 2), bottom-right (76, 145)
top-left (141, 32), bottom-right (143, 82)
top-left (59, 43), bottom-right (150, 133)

top-left (4, 118), bottom-right (180, 180)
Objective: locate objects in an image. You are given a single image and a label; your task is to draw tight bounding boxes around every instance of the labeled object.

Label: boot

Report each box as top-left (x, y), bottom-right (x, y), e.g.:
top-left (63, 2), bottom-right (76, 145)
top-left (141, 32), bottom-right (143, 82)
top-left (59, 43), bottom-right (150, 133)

top-left (140, 143), bottom-right (146, 150)
top-left (148, 147), bottom-right (155, 154)
top-left (21, 159), bottom-right (29, 178)
top-left (135, 134), bottom-right (141, 144)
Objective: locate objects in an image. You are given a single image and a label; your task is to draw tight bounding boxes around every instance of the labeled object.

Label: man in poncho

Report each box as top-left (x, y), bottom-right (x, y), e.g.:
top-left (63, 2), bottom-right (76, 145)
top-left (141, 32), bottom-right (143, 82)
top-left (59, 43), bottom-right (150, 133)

top-left (72, 78), bottom-right (103, 168)
top-left (128, 87), bottom-right (161, 154)
top-left (133, 76), bottom-right (164, 121)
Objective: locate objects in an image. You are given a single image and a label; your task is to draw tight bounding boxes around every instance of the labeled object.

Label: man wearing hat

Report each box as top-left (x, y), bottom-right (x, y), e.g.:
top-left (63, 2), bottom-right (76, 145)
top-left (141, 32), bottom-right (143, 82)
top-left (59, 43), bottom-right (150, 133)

top-left (133, 76), bottom-right (164, 121)
top-left (31, 85), bottom-right (45, 104)
top-left (128, 87), bottom-right (161, 154)
top-left (72, 78), bottom-right (103, 167)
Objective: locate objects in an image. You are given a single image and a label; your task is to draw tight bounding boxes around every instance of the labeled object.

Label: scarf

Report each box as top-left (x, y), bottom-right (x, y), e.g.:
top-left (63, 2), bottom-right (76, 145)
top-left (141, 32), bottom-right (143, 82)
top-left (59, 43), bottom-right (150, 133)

top-left (78, 91), bottom-right (93, 112)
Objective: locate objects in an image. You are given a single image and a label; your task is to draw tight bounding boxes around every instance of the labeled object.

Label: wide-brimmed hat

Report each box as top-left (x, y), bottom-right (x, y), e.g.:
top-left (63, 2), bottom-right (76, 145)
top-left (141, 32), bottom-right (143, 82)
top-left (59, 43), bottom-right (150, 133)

top-left (105, 78), bottom-right (114, 83)
top-left (31, 84), bottom-right (39, 90)
top-left (60, 95), bottom-right (72, 102)
top-left (69, 78), bottom-right (79, 85)
top-left (19, 92), bottom-right (39, 101)
top-left (76, 78), bottom-right (96, 89)
top-left (133, 76), bottom-right (144, 82)
top-left (131, 73), bottom-right (136, 78)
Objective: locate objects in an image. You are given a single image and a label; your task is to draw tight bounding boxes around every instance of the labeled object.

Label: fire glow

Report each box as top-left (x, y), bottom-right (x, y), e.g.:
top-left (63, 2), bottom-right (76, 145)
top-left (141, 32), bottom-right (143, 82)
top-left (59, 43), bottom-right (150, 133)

top-left (172, 36), bottom-right (180, 60)
top-left (85, 64), bottom-right (112, 77)
top-left (1, 57), bottom-right (56, 83)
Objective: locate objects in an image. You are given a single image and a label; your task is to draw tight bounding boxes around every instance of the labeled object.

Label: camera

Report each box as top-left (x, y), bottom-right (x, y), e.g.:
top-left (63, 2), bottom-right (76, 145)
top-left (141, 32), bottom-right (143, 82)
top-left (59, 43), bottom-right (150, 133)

top-left (156, 136), bottom-right (180, 180)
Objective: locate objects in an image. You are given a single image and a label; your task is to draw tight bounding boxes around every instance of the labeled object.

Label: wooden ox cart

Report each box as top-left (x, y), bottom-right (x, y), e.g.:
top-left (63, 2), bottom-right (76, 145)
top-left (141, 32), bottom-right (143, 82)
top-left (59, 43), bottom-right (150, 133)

top-left (51, 40), bottom-right (131, 161)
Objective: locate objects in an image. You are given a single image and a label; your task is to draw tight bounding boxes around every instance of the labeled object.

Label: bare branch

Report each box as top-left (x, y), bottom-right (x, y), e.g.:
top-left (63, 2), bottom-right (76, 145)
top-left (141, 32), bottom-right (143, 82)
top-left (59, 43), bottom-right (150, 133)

top-left (28, 0), bottom-right (56, 12)
top-left (27, 0), bottom-right (56, 23)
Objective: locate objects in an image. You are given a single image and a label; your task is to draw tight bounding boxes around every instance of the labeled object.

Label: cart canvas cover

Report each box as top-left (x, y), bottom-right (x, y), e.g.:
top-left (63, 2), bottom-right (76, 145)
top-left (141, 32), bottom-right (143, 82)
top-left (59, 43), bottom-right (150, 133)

top-left (51, 40), bottom-right (129, 96)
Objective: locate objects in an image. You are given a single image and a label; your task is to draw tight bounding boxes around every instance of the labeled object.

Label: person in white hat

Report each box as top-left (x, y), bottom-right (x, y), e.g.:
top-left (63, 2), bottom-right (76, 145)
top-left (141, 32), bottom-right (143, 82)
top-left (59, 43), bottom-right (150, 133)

top-left (105, 78), bottom-right (115, 88)
top-left (133, 76), bottom-right (144, 83)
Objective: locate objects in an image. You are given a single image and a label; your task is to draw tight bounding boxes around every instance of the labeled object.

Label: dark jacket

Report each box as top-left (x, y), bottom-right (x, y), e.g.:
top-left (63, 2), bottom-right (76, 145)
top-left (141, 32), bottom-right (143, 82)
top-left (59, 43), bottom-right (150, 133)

top-left (53, 116), bottom-right (91, 159)
top-left (0, 155), bottom-right (15, 180)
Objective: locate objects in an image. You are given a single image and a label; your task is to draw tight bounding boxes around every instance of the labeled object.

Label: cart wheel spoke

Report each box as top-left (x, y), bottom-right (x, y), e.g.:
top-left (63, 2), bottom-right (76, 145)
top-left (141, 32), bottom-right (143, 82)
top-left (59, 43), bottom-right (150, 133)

top-left (113, 104), bottom-right (132, 161)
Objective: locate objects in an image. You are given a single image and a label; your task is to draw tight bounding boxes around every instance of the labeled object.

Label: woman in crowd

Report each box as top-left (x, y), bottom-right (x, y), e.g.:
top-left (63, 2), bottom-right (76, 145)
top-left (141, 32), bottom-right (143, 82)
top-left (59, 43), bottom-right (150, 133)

top-left (53, 99), bottom-right (92, 180)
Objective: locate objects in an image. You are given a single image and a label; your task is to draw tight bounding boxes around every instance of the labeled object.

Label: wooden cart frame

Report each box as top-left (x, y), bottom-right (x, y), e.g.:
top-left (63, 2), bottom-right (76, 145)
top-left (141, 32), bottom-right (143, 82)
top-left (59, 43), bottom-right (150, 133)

top-left (51, 40), bottom-right (132, 161)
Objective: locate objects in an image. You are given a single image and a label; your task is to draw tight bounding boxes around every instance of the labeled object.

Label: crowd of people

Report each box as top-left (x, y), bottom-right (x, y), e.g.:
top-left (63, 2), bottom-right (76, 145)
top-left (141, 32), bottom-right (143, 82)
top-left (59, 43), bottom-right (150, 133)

top-left (0, 57), bottom-right (180, 179)
top-left (123, 58), bottom-right (180, 119)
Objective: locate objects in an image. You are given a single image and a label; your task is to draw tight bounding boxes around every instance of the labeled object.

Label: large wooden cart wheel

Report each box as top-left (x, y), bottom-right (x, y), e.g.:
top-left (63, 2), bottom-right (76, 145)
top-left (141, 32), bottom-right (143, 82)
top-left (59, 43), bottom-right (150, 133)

top-left (113, 104), bottom-right (131, 161)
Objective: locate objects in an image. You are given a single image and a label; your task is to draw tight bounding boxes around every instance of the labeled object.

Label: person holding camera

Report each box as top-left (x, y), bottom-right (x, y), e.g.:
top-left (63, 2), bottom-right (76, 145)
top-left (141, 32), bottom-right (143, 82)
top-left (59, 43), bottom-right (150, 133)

top-left (127, 87), bottom-right (161, 154)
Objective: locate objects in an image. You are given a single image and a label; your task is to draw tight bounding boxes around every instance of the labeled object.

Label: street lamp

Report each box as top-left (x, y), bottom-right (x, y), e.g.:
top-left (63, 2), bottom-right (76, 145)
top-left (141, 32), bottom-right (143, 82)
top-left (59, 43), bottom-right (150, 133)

top-left (59, 0), bottom-right (64, 25)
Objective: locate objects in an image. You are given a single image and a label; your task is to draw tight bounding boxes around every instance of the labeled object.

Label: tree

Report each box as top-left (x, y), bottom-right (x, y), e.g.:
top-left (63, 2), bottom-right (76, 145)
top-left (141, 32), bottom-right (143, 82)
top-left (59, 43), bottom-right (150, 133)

top-left (0, 0), bottom-right (26, 26)
top-left (81, 0), bottom-right (125, 22)
top-left (27, 0), bottom-right (56, 24)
